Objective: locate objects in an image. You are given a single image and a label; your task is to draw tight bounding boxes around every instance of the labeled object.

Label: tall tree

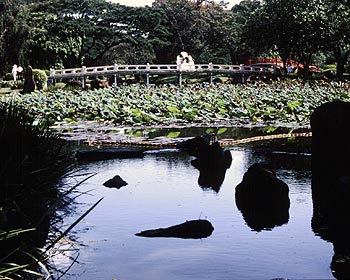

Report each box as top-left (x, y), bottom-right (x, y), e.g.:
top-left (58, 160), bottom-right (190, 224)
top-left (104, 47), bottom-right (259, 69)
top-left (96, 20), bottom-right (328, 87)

top-left (242, 0), bottom-right (329, 79)
top-left (323, 0), bottom-right (350, 79)
top-left (0, 0), bottom-right (30, 75)
top-left (26, 0), bottom-right (171, 68)
top-left (292, 0), bottom-right (329, 79)
top-left (230, 0), bottom-right (261, 64)
top-left (153, 0), bottom-right (233, 63)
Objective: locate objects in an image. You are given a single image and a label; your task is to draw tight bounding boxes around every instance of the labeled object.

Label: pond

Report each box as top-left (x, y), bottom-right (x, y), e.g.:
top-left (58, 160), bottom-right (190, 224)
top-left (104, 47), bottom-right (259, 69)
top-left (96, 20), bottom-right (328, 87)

top-left (55, 126), bottom-right (336, 280)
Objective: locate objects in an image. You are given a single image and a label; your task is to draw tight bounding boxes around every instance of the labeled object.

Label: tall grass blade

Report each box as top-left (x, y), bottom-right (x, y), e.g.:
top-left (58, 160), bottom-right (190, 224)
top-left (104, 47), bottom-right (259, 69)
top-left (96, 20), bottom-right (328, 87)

top-left (46, 197), bottom-right (104, 251)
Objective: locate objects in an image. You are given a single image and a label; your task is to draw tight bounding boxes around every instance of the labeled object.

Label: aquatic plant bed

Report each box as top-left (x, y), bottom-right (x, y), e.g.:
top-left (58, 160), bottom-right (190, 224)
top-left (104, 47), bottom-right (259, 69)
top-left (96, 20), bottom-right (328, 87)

top-left (1, 81), bottom-right (349, 127)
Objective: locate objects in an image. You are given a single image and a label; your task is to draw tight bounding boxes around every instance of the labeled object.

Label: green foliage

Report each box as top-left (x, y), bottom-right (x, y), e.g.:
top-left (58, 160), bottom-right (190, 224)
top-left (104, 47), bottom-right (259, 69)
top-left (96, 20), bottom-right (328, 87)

top-left (0, 103), bottom-right (102, 279)
top-left (0, 2), bottom-right (30, 76)
top-left (0, 80), bottom-right (13, 88)
top-left (2, 81), bottom-right (350, 126)
top-left (11, 80), bottom-right (24, 90)
top-left (1, 0), bottom-right (350, 80)
top-left (33, 68), bottom-right (48, 90)
top-left (4, 73), bottom-right (14, 81)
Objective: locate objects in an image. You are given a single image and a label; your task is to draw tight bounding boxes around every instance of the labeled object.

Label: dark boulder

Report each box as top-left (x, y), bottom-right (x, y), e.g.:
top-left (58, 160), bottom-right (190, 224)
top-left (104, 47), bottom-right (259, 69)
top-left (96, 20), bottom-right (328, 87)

top-left (103, 175), bottom-right (128, 189)
top-left (235, 162), bottom-right (290, 231)
top-left (135, 219), bottom-right (214, 239)
top-left (310, 101), bottom-right (350, 279)
top-left (310, 101), bottom-right (350, 211)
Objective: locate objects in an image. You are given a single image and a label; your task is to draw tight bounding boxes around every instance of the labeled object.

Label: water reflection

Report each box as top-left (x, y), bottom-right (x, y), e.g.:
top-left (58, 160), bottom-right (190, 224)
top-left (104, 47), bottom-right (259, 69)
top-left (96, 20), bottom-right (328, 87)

top-left (176, 134), bottom-right (232, 192)
top-left (61, 141), bottom-right (337, 280)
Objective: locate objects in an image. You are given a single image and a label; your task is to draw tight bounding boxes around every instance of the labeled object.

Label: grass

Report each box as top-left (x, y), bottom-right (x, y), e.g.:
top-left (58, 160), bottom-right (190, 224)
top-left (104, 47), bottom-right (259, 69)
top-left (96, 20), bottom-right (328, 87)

top-left (0, 103), bottom-right (102, 279)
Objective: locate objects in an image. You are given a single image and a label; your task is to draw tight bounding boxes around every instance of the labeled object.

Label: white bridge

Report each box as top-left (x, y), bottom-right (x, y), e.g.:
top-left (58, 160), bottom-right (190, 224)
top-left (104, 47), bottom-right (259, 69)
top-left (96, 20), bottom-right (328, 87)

top-left (49, 63), bottom-right (278, 87)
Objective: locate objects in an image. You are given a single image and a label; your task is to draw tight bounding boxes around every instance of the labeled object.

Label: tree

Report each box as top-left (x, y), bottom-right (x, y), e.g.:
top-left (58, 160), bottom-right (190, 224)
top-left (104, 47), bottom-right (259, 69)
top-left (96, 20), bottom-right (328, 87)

top-left (230, 0), bottom-right (261, 64)
top-left (153, 0), bottom-right (233, 63)
top-left (323, 0), bottom-right (350, 79)
top-left (291, 0), bottom-right (329, 79)
top-left (241, 0), bottom-right (330, 79)
top-left (25, 0), bottom-right (171, 68)
top-left (0, 0), bottom-right (30, 75)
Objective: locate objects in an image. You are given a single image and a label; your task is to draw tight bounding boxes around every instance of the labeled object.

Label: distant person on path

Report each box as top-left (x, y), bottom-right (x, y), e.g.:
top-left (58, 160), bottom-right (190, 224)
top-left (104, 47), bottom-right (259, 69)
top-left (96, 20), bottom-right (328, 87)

top-left (287, 65), bottom-right (293, 75)
top-left (12, 64), bottom-right (23, 81)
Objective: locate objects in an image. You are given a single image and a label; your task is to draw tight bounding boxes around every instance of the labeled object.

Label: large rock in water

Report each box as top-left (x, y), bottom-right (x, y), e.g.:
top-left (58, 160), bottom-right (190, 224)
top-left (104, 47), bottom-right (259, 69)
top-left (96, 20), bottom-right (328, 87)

top-left (235, 162), bottom-right (290, 231)
top-left (310, 101), bottom-right (350, 211)
top-left (310, 101), bottom-right (350, 279)
top-left (135, 220), bottom-right (214, 239)
top-left (75, 148), bottom-right (144, 162)
top-left (103, 175), bottom-right (128, 189)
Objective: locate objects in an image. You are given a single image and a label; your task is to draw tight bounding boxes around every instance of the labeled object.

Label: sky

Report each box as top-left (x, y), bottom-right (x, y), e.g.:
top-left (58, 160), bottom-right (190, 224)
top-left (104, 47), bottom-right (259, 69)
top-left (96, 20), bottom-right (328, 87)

top-left (109, 0), bottom-right (241, 9)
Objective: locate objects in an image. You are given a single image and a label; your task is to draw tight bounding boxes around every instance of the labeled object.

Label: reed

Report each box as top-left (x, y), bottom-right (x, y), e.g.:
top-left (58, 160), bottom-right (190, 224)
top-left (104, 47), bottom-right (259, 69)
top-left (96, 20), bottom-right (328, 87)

top-left (0, 103), bottom-right (101, 279)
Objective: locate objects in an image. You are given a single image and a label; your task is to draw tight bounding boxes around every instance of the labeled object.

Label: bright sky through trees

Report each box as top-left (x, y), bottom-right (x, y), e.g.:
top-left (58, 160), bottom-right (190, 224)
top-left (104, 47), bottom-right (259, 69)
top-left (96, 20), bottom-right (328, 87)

top-left (109, 0), bottom-right (241, 9)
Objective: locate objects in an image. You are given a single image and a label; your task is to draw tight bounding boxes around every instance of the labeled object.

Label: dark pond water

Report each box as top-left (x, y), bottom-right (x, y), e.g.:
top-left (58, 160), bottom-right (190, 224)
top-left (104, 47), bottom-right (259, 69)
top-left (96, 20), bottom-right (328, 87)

top-left (54, 126), bottom-right (337, 280)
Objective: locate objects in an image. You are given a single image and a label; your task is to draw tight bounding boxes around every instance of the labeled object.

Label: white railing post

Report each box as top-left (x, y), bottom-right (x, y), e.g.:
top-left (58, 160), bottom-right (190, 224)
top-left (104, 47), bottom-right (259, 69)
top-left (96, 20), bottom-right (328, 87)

top-left (49, 68), bottom-right (56, 86)
top-left (81, 66), bottom-right (86, 89)
top-left (209, 62), bottom-right (213, 84)
top-left (240, 64), bottom-right (245, 83)
top-left (146, 63), bottom-right (150, 86)
top-left (113, 64), bottom-right (118, 86)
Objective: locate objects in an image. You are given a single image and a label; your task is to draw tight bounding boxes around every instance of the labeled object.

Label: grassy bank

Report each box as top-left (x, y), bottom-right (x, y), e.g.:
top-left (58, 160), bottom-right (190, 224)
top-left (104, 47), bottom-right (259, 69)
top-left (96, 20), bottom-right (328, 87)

top-left (0, 104), bottom-right (103, 279)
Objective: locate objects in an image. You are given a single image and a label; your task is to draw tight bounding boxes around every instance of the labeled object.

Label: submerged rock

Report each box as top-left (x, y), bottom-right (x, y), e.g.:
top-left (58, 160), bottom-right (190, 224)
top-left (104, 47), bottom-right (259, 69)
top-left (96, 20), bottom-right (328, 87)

top-left (103, 175), bottom-right (128, 189)
top-left (135, 219), bottom-right (214, 239)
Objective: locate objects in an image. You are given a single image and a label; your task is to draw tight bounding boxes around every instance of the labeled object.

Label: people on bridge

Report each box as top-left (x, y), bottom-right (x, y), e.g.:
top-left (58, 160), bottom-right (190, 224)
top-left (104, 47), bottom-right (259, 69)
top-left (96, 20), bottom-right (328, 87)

top-left (177, 51), bottom-right (195, 71)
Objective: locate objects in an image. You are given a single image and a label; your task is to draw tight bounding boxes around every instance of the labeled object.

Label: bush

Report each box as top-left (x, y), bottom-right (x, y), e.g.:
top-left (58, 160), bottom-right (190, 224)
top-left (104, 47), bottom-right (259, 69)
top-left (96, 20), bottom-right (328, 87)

top-left (11, 80), bottom-right (24, 90)
top-left (33, 69), bottom-right (48, 90)
top-left (4, 72), bottom-right (13, 81)
top-left (0, 80), bottom-right (13, 88)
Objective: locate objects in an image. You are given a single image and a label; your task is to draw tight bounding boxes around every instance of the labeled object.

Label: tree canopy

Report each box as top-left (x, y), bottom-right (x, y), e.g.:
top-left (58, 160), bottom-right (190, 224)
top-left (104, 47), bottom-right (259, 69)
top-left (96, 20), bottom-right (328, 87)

top-left (0, 0), bottom-right (349, 79)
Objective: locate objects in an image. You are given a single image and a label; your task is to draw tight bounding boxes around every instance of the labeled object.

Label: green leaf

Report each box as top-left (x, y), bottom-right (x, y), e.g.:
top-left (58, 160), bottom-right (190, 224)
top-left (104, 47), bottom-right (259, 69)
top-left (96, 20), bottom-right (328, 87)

top-left (167, 131), bottom-right (181, 138)
top-left (167, 106), bottom-right (180, 114)
top-left (217, 127), bottom-right (228, 135)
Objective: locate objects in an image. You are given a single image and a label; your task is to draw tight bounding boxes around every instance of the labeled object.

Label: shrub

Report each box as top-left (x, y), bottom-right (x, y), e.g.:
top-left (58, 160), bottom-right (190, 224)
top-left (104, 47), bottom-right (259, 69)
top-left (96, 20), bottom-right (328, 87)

top-left (4, 72), bottom-right (13, 81)
top-left (11, 80), bottom-right (24, 90)
top-left (33, 69), bottom-right (48, 90)
top-left (0, 80), bottom-right (13, 88)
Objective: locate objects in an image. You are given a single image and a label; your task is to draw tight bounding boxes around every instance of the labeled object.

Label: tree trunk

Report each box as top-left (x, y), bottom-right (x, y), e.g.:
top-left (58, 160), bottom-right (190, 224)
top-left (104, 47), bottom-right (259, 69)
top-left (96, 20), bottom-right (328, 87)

top-left (334, 45), bottom-right (350, 80)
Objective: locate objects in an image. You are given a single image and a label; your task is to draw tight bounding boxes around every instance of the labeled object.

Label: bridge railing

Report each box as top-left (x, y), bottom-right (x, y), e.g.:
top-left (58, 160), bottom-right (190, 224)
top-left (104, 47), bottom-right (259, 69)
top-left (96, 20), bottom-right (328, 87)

top-left (49, 63), bottom-right (277, 86)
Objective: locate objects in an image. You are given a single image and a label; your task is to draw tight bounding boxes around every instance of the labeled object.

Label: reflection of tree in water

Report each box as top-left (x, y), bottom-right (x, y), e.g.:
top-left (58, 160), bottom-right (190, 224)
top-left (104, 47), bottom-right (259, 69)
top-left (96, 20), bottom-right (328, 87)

top-left (0, 104), bottom-right (83, 279)
top-left (235, 162), bottom-right (290, 232)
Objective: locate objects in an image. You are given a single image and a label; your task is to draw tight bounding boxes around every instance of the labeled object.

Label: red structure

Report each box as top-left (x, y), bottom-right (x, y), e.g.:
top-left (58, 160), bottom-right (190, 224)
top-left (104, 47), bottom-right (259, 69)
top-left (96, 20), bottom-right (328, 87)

top-left (246, 57), bottom-right (320, 72)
